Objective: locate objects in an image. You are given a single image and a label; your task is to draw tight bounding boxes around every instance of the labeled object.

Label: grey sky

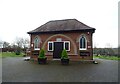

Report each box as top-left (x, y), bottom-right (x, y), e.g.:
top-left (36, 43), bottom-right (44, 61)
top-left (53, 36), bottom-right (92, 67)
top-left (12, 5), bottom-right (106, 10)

top-left (0, 0), bottom-right (118, 48)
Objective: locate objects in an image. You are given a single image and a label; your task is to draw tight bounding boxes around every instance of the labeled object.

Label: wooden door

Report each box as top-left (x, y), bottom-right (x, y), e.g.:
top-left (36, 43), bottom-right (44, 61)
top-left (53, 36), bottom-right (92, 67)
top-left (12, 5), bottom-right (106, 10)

top-left (53, 42), bottom-right (63, 59)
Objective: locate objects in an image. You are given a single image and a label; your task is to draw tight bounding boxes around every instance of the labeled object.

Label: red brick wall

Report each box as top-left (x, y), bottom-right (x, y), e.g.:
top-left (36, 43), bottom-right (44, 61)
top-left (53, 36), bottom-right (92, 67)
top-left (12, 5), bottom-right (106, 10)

top-left (30, 31), bottom-right (94, 61)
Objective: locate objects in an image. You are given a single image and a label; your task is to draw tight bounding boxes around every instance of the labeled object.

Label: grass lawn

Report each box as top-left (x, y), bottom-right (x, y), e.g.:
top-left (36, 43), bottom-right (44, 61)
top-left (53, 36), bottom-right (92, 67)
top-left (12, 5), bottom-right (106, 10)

top-left (0, 52), bottom-right (2, 57)
top-left (1, 52), bottom-right (119, 61)
top-left (0, 52), bottom-right (25, 58)
top-left (94, 55), bottom-right (120, 60)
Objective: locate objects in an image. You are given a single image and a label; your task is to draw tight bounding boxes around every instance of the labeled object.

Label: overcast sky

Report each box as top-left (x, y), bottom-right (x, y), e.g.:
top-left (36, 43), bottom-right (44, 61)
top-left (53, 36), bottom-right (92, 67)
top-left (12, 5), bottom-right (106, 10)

top-left (0, 0), bottom-right (118, 48)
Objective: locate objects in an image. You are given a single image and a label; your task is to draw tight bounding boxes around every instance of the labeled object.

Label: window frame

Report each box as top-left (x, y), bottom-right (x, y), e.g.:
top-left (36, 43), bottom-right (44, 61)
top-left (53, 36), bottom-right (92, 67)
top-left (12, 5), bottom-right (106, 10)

top-left (48, 41), bottom-right (54, 51)
top-left (34, 37), bottom-right (40, 50)
top-left (79, 36), bottom-right (87, 50)
top-left (64, 41), bottom-right (70, 51)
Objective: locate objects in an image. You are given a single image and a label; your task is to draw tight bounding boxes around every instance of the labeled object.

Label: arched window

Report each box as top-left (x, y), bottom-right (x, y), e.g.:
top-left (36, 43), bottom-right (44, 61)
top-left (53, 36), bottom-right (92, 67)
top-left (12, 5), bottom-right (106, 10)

top-left (34, 37), bottom-right (40, 50)
top-left (79, 35), bottom-right (87, 50)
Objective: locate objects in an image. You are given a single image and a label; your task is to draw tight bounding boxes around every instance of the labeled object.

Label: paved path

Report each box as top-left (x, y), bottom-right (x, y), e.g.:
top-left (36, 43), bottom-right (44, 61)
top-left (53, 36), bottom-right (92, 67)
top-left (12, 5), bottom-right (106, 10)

top-left (2, 57), bottom-right (118, 82)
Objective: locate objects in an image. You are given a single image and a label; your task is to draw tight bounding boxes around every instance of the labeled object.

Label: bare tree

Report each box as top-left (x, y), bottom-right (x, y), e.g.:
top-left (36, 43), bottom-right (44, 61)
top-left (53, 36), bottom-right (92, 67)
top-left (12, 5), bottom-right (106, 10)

top-left (21, 38), bottom-right (30, 49)
top-left (11, 43), bottom-right (17, 49)
top-left (3, 41), bottom-right (10, 48)
top-left (14, 37), bottom-right (30, 54)
top-left (15, 37), bottom-right (30, 49)
top-left (105, 43), bottom-right (112, 48)
top-left (0, 41), bottom-right (3, 48)
top-left (15, 37), bottom-right (22, 48)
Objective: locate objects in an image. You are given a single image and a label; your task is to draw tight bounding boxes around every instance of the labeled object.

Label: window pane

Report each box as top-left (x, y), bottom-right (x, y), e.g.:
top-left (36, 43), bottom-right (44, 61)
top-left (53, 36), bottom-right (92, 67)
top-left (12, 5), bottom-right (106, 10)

top-left (80, 38), bottom-right (83, 48)
top-left (80, 36), bottom-right (86, 49)
top-left (34, 37), bottom-right (39, 48)
top-left (49, 43), bottom-right (53, 50)
top-left (65, 42), bottom-right (69, 50)
top-left (83, 38), bottom-right (86, 48)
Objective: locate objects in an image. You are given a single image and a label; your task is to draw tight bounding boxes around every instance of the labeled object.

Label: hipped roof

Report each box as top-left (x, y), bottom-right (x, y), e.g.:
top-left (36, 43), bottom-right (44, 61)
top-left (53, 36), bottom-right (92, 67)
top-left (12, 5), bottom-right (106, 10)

top-left (28, 19), bottom-right (95, 34)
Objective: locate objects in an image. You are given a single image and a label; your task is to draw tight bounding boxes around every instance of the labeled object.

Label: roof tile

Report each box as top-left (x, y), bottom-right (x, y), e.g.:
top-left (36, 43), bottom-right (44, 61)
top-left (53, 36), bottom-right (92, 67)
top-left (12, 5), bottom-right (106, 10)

top-left (28, 19), bottom-right (95, 34)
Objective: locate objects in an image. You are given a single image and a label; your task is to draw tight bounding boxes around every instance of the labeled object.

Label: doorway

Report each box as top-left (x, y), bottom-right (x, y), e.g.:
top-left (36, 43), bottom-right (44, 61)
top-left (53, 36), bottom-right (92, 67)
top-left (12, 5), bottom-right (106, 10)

top-left (53, 42), bottom-right (63, 59)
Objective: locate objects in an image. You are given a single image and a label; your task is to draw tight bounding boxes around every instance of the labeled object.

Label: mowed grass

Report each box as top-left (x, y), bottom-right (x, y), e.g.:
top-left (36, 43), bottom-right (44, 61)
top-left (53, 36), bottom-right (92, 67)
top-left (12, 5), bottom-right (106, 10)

top-left (94, 55), bottom-right (120, 60)
top-left (0, 52), bottom-right (119, 61)
top-left (0, 52), bottom-right (25, 58)
top-left (0, 52), bottom-right (2, 57)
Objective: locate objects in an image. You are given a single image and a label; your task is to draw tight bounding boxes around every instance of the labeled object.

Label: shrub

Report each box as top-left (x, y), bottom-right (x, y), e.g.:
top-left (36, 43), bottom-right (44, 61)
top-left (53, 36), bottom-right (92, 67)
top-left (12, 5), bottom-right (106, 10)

top-left (15, 50), bottom-right (21, 55)
top-left (61, 49), bottom-right (68, 59)
top-left (38, 49), bottom-right (46, 59)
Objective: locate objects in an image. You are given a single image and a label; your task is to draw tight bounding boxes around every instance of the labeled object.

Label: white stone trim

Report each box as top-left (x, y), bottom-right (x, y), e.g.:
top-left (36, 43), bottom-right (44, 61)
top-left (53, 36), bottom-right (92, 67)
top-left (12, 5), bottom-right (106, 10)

top-left (64, 41), bottom-right (70, 51)
top-left (42, 34), bottom-right (77, 54)
top-left (33, 35), bottom-right (41, 50)
top-left (34, 48), bottom-right (40, 50)
top-left (79, 36), bottom-right (87, 50)
top-left (48, 41), bottom-right (54, 51)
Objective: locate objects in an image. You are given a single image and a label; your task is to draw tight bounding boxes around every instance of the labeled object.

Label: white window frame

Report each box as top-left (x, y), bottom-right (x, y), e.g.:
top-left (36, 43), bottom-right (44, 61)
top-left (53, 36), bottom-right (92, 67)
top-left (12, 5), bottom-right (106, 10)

top-left (79, 36), bottom-right (87, 50)
top-left (34, 37), bottom-right (40, 50)
top-left (64, 41), bottom-right (70, 51)
top-left (48, 41), bottom-right (54, 51)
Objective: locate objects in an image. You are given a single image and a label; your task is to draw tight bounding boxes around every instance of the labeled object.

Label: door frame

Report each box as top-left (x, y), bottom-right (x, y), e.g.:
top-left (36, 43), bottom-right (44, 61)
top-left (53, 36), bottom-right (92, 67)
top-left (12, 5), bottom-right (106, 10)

top-left (47, 41), bottom-right (70, 59)
top-left (53, 42), bottom-right (64, 59)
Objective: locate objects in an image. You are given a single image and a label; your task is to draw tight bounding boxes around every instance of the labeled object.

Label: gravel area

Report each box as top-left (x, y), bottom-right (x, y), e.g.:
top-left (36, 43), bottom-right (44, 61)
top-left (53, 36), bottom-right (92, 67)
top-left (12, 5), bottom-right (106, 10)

top-left (2, 57), bottom-right (118, 82)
